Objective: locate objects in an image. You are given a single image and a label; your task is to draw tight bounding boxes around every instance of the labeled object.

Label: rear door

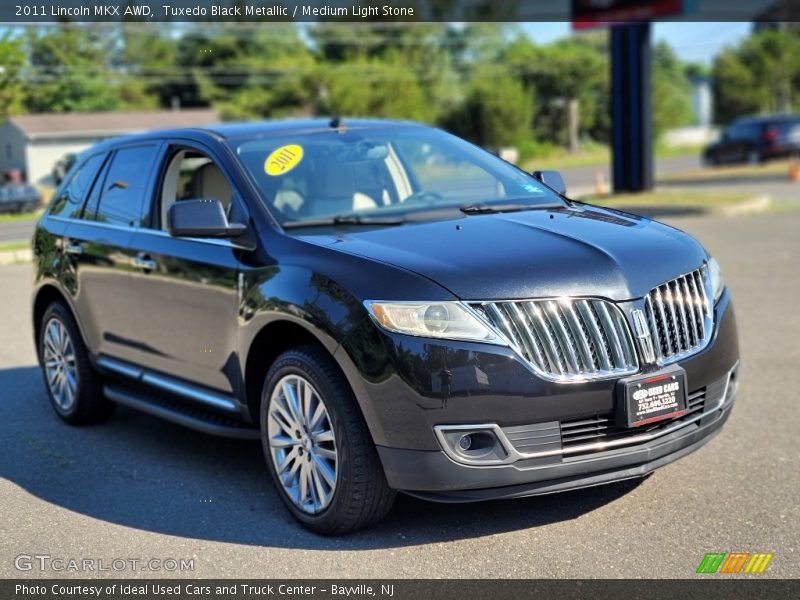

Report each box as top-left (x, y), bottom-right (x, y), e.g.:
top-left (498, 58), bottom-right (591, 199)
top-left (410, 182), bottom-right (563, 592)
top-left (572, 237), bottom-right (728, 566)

top-left (125, 141), bottom-right (245, 397)
top-left (63, 143), bottom-right (162, 361)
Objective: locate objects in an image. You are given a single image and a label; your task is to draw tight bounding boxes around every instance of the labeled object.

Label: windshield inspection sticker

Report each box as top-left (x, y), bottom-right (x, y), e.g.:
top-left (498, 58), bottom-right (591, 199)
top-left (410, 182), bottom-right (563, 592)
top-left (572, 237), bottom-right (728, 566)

top-left (265, 144), bottom-right (304, 176)
top-left (520, 183), bottom-right (545, 194)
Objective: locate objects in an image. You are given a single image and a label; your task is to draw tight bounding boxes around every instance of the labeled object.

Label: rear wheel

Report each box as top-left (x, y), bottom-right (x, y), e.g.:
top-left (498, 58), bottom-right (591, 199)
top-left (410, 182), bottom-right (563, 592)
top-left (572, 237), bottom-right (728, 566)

top-left (260, 346), bottom-right (395, 534)
top-left (38, 302), bottom-right (114, 424)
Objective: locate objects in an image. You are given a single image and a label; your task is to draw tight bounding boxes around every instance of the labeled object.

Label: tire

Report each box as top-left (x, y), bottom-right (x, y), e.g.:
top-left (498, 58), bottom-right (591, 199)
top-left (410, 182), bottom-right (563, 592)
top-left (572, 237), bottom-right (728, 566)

top-left (746, 148), bottom-right (762, 165)
top-left (38, 301), bottom-right (114, 424)
top-left (260, 345), bottom-right (395, 535)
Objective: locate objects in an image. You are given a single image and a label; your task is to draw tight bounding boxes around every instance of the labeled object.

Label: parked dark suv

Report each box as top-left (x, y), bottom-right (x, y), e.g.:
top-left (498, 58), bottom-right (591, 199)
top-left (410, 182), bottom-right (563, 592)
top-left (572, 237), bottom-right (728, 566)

top-left (703, 114), bottom-right (800, 165)
top-left (32, 119), bottom-right (739, 534)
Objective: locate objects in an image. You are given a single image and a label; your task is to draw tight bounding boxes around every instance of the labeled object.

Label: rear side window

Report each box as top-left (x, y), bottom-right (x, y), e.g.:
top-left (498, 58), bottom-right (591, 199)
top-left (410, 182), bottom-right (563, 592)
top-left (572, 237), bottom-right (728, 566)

top-left (49, 153), bottom-right (106, 218)
top-left (87, 145), bottom-right (158, 227)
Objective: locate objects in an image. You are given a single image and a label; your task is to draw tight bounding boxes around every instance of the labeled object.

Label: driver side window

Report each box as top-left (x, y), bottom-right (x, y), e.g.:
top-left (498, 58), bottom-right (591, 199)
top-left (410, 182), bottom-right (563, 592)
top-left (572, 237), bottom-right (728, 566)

top-left (159, 148), bottom-right (234, 230)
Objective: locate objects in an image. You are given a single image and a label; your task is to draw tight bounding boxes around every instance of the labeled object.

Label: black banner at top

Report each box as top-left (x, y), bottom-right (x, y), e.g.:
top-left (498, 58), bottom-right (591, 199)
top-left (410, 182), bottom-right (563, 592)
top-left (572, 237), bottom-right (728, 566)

top-left (0, 0), bottom-right (796, 23)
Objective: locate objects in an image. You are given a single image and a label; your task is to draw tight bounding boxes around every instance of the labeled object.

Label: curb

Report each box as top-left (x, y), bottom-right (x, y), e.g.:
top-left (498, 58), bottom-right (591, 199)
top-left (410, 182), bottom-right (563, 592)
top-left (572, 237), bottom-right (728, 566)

top-left (719, 194), bottom-right (772, 217)
top-left (575, 192), bottom-right (773, 218)
top-left (0, 248), bottom-right (32, 266)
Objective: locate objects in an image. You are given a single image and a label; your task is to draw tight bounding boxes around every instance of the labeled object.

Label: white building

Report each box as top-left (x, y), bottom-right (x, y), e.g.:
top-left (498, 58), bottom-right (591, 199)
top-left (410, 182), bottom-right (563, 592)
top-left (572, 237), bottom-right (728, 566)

top-left (0, 109), bottom-right (219, 184)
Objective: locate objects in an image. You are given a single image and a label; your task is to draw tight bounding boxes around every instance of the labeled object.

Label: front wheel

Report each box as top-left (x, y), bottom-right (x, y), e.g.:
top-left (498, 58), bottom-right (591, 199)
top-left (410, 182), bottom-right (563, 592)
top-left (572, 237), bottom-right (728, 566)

top-left (260, 346), bottom-right (395, 535)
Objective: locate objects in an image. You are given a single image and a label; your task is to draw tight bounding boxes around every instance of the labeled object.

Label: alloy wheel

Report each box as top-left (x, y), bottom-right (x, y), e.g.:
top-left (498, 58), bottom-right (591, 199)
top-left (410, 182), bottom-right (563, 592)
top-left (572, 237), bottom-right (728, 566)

top-left (266, 374), bottom-right (338, 514)
top-left (42, 317), bottom-right (78, 410)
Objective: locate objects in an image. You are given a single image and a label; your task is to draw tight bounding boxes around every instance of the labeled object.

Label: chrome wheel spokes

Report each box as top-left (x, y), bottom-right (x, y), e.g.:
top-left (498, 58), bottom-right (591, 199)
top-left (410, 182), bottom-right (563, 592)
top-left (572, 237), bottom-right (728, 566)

top-left (267, 374), bottom-right (338, 514)
top-left (42, 318), bottom-right (78, 410)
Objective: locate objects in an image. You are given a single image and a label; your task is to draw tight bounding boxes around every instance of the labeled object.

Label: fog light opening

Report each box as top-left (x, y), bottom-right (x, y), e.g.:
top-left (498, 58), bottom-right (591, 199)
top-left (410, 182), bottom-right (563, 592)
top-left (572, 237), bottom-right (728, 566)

top-left (726, 368), bottom-right (739, 403)
top-left (437, 426), bottom-right (510, 464)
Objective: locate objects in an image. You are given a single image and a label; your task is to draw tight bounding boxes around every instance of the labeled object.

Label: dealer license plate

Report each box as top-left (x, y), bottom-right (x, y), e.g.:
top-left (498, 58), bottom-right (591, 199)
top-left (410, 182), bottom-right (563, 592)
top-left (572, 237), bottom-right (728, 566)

top-left (617, 367), bottom-right (688, 428)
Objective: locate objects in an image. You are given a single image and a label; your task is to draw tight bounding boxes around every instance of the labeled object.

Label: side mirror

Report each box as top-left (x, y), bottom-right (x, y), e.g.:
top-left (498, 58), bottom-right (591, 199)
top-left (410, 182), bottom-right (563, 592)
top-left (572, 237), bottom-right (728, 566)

top-left (532, 170), bottom-right (567, 196)
top-left (168, 199), bottom-right (247, 239)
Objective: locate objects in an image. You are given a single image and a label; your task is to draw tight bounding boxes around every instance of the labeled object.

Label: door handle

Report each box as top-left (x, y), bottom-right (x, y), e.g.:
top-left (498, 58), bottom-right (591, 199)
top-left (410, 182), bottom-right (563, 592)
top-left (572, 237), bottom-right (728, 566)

top-left (133, 255), bottom-right (158, 271)
top-left (64, 241), bottom-right (83, 255)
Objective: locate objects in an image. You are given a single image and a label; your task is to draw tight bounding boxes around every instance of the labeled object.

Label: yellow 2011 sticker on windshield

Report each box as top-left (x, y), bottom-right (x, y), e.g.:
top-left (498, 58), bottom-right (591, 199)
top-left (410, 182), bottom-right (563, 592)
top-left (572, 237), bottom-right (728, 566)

top-left (265, 144), bottom-right (304, 176)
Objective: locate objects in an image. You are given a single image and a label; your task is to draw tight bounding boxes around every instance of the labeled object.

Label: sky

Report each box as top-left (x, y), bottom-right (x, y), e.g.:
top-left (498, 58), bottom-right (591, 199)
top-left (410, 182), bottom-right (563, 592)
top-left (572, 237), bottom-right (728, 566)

top-left (523, 22), bottom-right (752, 65)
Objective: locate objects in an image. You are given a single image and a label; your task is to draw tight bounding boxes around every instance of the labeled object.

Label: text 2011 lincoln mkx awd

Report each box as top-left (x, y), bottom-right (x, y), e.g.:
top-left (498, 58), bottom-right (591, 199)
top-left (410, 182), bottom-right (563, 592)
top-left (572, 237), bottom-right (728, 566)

top-left (32, 119), bottom-right (740, 534)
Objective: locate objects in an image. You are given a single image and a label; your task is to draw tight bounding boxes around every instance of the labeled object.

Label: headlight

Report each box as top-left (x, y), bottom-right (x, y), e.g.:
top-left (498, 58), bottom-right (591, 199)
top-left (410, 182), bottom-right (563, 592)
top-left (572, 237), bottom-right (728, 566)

top-left (707, 257), bottom-right (725, 302)
top-left (365, 301), bottom-right (504, 344)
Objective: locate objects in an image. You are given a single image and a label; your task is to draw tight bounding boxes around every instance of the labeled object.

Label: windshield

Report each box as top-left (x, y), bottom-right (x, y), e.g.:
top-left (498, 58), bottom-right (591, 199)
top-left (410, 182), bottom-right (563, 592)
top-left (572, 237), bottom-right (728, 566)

top-left (229, 126), bottom-right (565, 227)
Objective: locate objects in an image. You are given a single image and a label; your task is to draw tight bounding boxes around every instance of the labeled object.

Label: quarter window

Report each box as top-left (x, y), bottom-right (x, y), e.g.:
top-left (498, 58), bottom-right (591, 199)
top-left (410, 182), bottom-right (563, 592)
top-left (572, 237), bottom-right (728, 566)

top-left (49, 153), bottom-right (106, 219)
top-left (88, 145), bottom-right (158, 227)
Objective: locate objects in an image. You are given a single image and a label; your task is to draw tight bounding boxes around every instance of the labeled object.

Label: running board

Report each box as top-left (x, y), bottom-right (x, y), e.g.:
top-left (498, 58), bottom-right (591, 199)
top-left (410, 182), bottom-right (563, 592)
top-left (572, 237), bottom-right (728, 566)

top-left (96, 355), bottom-right (239, 414)
top-left (104, 384), bottom-right (260, 440)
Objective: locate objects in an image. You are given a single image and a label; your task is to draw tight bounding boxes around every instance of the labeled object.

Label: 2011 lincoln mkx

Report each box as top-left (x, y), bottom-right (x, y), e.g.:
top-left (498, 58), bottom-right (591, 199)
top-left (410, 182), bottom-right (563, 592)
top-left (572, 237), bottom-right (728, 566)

top-left (31, 119), bottom-right (740, 534)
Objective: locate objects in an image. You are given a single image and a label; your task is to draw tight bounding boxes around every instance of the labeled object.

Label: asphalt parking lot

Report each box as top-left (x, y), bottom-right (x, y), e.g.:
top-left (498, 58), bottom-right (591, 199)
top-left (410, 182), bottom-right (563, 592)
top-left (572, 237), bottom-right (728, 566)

top-left (1, 212), bottom-right (798, 579)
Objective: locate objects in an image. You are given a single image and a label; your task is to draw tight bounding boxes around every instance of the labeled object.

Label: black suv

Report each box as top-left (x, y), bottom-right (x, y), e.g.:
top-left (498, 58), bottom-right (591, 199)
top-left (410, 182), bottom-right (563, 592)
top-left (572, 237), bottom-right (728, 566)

top-left (32, 119), bottom-right (740, 534)
top-left (703, 114), bottom-right (800, 165)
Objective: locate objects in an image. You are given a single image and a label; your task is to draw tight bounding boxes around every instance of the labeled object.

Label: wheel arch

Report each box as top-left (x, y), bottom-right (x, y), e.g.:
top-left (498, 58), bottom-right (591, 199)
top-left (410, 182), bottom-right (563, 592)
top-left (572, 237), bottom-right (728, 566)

top-left (241, 315), bottom-right (390, 448)
top-left (244, 318), bottom-right (339, 424)
top-left (32, 283), bottom-right (85, 357)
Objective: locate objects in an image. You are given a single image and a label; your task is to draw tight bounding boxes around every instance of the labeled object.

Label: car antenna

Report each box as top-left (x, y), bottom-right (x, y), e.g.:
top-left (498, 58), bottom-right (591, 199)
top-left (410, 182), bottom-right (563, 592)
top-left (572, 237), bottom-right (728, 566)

top-left (329, 116), bottom-right (344, 130)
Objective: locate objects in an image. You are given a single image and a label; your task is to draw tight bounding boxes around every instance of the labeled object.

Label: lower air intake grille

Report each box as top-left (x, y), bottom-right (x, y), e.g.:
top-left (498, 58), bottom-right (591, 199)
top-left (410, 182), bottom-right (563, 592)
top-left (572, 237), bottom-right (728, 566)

top-left (559, 386), bottom-right (707, 454)
top-left (471, 298), bottom-right (638, 382)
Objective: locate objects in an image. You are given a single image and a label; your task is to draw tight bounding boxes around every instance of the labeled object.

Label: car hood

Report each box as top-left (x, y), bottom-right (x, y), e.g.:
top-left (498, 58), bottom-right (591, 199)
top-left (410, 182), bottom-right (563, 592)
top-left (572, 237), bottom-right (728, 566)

top-left (296, 205), bottom-right (708, 301)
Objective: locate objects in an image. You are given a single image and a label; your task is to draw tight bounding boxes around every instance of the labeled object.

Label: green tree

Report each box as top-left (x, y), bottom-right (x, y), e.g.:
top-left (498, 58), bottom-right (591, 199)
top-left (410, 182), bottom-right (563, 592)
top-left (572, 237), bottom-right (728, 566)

top-left (177, 24), bottom-right (317, 119)
top-left (311, 23), bottom-right (459, 124)
top-left (713, 30), bottom-right (800, 124)
top-left (0, 32), bottom-right (26, 118)
top-left (651, 41), bottom-right (693, 138)
top-left (503, 35), bottom-right (607, 151)
top-left (446, 66), bottom-right (534, 148)
top-left (116, 23), bottom-right (177, 109)
top-left (25, 24), bottom-right (123, 113)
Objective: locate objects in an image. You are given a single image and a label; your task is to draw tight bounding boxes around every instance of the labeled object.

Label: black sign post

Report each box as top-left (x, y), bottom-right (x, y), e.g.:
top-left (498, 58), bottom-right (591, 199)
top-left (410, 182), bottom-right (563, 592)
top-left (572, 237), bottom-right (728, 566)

top-left (610, 22), bottom-right (654, 192)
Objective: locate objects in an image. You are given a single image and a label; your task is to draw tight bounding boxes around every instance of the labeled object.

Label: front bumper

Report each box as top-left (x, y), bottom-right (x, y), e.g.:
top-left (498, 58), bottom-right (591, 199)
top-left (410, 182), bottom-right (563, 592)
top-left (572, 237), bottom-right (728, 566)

top-left (337, 291), bottom-right (739, 497)
top-left (378, 365), bottom-right (736, 500)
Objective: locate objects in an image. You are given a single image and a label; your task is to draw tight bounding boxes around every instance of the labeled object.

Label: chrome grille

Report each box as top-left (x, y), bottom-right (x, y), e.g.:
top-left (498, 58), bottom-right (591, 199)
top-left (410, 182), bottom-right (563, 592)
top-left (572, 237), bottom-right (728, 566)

top-left (644, 267), bottom-right (713, 363)
top-left (472, 299), bottom-right (638, 381)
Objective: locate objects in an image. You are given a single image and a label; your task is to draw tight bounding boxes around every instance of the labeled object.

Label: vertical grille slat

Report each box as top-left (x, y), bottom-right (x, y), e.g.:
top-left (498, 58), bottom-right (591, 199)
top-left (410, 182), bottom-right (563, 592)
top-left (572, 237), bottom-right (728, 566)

top-left (694, 268), bottom-right (712, 319)
top-left (506, 303), bottom-right (548, 372)
top-left (576, 300), bottom-right (612, 371)
top-left (544, 301), bottom-right (581, 374)
top-left (524, 303), bottom-right (565, 375)
top-left (679, 276), bottom-right (697, 346)
top-left (643, 296), bottom-right (664, 362)
top-left (663, 284), bottom-right (681, 355)
top-left (473, 297), bottom-right (638, 381)
top-left (686, 272), bottom-right (706, 341)
top-left (642, 267), bottom-right (713, 363)
top-left (672, 280), bottom-right (691, 348)
top-left (594, 301), bottom-right (627, 368)
top-left (653, 287), bottom-right (672, 357)
top-left (563, 302), bottom-right (597, 371)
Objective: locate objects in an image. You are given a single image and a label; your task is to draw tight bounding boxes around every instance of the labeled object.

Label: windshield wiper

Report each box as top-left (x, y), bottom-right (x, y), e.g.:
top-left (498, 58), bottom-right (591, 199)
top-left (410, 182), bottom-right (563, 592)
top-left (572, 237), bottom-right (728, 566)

top-left (460, 203), bottom-right (537, 214)
top-left (282, 214), bottom-right (405, 229)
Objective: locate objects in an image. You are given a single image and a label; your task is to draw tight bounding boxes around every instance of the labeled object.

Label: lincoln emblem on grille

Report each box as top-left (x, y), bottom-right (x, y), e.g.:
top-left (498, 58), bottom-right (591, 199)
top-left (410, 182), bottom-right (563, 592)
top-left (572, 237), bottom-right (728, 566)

top-left (631, 309), bottom-right (656, 364)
